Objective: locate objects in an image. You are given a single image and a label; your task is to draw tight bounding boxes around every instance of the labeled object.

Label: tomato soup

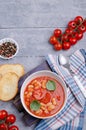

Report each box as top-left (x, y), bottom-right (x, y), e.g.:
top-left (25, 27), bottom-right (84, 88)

top-left (24, 76), bottom-right (65, 118)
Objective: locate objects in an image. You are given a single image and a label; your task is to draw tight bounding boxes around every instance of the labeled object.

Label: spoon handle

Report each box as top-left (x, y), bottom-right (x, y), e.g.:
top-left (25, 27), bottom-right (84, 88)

top-left (73, 75), bottom-right (86, 98)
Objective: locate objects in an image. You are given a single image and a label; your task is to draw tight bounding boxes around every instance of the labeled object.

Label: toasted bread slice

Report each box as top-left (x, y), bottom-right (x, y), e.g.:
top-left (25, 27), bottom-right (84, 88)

top-left (0, 64), bottom-right (25, 78)
top-left (0, 72), bottom-right (19, 101)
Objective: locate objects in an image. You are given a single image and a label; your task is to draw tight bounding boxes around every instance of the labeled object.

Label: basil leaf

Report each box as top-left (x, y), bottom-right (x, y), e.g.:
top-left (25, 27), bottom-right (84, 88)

top-left (30, 100), bottom-right (41, 111)
top-left (46, 80), bottom-right (56, 91)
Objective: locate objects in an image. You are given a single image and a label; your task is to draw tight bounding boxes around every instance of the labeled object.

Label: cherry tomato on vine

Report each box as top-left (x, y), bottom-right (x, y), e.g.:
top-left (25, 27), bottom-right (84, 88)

top-left (65, 28), bottom-right (73, 35)
top-left (8, 125), bottom-right (19, 130)
top-left (49, 36), bottom-right (58, 45)
top-left (74, 16), bottom-right (83, 25)
top-left (54, 43), bottom-right (62, 50)
top-left (83, 19), bottom-right (86, 27)
top-left (68, 20), bottom-right (76, 29)
top-left (54, 29), bottom-right (62, 37)
top-left (62, 34), bottom-right (69, 42)
top-left (78, 25), bottom-right (86, 33)
top-left (76, 31), bottom-right (83, 40)
top-left (71, 31), bottom-right (78, 39)
top-left (0, 110), bottom-right (8, 120)
top-left (6, 114), bottom-right (16, 125)
top-left (62, 42), bottom-right (71, 50)
top-left (49, 16), bottom-right (85, 51)
top-left (69, 37), bottom-right (77, 45)
top-left (0, 123), bottom-right (8, 130)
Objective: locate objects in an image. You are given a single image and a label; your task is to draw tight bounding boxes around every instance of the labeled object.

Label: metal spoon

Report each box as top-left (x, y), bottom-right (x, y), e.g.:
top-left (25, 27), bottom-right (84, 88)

top-left (58, 54), bottom-right (86, 98)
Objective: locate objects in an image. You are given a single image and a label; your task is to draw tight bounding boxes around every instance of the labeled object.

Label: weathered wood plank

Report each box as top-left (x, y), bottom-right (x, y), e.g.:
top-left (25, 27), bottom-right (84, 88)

top-left (0, 0), bottom-right (86, 28)
top-left (0, 56), bottom-right (45, 72)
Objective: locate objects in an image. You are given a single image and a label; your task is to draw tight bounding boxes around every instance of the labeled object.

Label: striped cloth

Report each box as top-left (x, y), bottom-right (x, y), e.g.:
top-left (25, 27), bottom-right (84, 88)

top-left (35, 49), bottom-right (86, 130)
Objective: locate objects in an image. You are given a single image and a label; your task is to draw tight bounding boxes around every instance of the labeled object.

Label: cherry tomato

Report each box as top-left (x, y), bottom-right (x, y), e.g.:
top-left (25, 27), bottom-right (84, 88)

top-left (78, 25), bottom-right (86, 33)
top-left (62, 34), bottom-right (69, 42)
top-left (68, 20), bottom-right (76, 29)
top-left (0, 110), bottom-right (8, 120)
top-left (76, 32), bottom-right (83, 40)
top-left (33, 88), bottom-right (46, 100)
top-left (65, 28), bottom-right (73, 34)
top-left (8, 125), bottom-right (19, 130)
top-left (83, 19), bottom-right (86, 27)
top-left (6, 114), bottom-right (16, 125)
top-left (62, 42), bottom-right (71, 50)
top-left (69, 37), bottom-right (77, 45)
top-left (54, 43), bottom-right (62, 51)
top-left (41, 92), bottom-right (51, 104)
top-left (0, 123), bottom-right (8, 130)
top-left (54, 29), bottom-right (62, 37)
top-left (49, 36), bottom-right (58, 45)
top-left (71, 31), bottom-right (78, 38)
top-left (74, 16), bottom-right (83, 25)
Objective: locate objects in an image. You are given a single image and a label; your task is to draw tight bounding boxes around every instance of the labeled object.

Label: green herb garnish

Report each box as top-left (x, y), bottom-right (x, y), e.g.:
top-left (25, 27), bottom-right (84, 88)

top-left (46, 80), bottom-right (56, 91)
top-left (30, 100), bottom-right (41, 111)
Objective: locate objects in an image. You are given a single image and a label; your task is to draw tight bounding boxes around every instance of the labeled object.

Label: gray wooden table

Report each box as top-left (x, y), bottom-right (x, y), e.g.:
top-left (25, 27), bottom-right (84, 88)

top-left (0, 0), bottom-right (86, 130)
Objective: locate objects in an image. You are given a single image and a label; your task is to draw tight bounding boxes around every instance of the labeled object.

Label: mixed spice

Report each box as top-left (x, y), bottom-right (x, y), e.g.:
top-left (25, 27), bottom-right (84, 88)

top-left (0, 42), bottom-right (17, 58)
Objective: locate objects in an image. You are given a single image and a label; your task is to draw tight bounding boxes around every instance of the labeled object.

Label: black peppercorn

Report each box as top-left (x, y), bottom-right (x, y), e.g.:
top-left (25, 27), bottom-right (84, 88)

top-left (0, 42), bottom-right (17, 58)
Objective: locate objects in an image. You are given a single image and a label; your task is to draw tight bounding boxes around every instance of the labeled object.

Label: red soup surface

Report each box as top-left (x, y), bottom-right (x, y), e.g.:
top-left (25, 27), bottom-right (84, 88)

top-left (24, 76), bottom-right (65, 118)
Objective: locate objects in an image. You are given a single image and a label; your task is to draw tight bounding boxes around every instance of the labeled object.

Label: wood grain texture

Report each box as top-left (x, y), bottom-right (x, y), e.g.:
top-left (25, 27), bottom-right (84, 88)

top-left (0, 0), bottom-right (86, 130)
top-left (0, 0), bottom-right (86, 28)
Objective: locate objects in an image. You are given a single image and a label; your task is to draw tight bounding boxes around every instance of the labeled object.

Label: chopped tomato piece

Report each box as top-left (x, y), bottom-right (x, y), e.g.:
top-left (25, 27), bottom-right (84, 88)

top-left (33, 88), bottom-right (46, 100)
top-left (29, 96), bottom-right (35, 102)
top-left (57, 95), bottom-right (60, 101)
top-left (41, 92), bottom-right (51, 104)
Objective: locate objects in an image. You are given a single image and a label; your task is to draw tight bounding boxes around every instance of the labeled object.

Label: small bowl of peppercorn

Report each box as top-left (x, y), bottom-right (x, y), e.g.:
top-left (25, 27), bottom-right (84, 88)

top-left (0, 38), bottom-right (19, 59)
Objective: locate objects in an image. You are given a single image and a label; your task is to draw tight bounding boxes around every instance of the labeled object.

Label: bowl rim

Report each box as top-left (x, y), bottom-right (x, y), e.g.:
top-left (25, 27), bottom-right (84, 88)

top-left (0, 38), bottom-right (19, 59)
top-left (20, 70), bottom-right (67, 119)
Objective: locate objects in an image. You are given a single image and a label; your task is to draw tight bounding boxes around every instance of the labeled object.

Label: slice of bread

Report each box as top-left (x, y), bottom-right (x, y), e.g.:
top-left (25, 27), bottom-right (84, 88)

top-left (0, 64), bottom-right (25, 78)
top-left (0, 72), bottom-right (19, 101)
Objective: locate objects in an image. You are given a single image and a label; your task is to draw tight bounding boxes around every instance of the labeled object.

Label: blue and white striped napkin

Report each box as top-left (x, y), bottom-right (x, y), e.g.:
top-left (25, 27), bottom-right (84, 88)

top-left (35, 49), bottom-right (86, 130)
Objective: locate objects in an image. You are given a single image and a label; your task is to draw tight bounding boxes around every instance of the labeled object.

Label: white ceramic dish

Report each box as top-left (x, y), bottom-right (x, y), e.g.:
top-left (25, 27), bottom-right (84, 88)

top-left (0, 38), bottom-right (19, 59)
top-left (20, 70), bottom-right (67, 119)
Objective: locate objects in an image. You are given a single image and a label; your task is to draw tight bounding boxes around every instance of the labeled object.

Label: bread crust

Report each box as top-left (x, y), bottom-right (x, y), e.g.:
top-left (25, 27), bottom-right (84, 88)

top-left (0, 72), bottom-right (19, 101)
top-left (0, 64), bottom-right (25, 78)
